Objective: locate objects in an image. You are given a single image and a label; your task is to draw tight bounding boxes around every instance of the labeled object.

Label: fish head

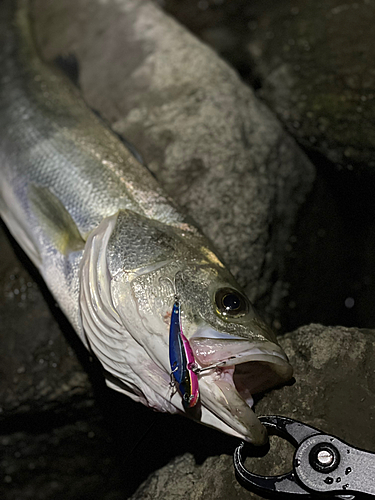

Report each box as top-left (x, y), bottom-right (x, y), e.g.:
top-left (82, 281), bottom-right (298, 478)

top-left (160, 264), bottom-right (292, 445)
top-left (93, 210), bottom-right (292, 445)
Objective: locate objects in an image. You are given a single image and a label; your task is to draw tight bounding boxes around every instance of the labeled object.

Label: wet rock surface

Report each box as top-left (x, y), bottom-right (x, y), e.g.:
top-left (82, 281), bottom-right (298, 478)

top-left (131, 325), bottom-right (375, 499)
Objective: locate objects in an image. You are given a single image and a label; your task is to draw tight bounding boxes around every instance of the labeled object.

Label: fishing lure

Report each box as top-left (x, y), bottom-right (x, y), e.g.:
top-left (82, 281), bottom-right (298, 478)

top-left (169, 298), bottom-right (200, 409)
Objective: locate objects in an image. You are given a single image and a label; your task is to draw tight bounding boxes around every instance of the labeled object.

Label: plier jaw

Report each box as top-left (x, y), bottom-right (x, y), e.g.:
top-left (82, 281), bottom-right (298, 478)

top-left (234, 415), bottom-right (375, 499)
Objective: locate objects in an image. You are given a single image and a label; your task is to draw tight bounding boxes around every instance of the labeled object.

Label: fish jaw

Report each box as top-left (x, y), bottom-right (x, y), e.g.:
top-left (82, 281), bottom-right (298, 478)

top-left (198, 367), bottom-right (267, 445)
top-left (190, 336), bottom-right (293, 445)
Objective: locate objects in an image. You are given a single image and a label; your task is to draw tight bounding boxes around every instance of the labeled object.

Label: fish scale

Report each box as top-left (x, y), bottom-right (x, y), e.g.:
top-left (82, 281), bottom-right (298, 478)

top-left (0, 0), bottom-right (182, 237)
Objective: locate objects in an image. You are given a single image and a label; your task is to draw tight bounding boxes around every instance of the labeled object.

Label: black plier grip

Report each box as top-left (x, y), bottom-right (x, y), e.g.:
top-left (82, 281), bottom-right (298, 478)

top-left (234, 415), bottom-right (375, 499)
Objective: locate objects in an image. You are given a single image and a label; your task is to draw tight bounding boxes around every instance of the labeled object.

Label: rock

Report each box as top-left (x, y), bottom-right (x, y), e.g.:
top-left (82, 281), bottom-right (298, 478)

top-left (245, 0), bottom-right (375, 170)
top-left (260, 324), bottom-right (375, 447)
top-left (161, 0), bottom-right (375, 170)
top-left (0, 411), bottom-right (124, 500)
top-left (160, 0), bottom-right (262, 89)
top-left (132, 454), bottom-right (245, 500)
top-left (32, 0), bottom-right (314, 310)
top-left (131, 324), bottom-right (375, 499)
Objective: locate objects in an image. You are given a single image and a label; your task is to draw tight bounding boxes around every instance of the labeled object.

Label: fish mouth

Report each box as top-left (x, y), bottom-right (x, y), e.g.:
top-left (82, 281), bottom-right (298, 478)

top-left (189, 333), bottom-right (293, 445)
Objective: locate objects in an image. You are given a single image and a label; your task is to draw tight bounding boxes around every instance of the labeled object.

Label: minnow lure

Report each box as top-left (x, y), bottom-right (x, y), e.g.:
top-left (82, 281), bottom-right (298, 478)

top-left (169, 299), bottom-right (199, 409)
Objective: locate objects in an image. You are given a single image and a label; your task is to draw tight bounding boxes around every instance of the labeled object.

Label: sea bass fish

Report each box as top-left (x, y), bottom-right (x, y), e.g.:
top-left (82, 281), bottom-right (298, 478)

top-left (0, 0), bottom-right (292, 444)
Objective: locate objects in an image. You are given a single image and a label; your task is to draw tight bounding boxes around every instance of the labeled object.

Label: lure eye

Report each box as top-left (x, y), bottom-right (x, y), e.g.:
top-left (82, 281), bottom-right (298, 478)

top-left (215, 288), bottom-right (249, 318)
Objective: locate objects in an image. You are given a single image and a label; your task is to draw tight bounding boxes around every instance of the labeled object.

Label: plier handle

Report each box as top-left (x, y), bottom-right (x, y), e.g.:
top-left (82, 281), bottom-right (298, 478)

top-left (234, 415), bottom-right (375, 499)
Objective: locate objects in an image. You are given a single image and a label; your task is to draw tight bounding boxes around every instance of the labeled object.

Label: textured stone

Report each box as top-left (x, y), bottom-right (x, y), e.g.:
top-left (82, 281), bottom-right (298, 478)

top-left (161, 0), bottom-right (375, 170)
top-left (132, 454), bottom-right (245, 500)
top-left (153, 0), bottom-right (375, 333)
top-left (32, 0), bottom-right (314, 310)
top-left (0, 411), bottom-right (123, 500)
top-left (131, 325), bottom-right (375, 499)
top-left (245, 0), bottom-right (375, 170)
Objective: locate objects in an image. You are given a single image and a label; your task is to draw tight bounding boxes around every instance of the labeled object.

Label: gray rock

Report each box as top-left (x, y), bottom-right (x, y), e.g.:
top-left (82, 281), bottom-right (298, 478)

top-left (260, 324), bottom-right (375, 447)
top-left (0, 412), bottom-right (124, 500)
top-left (246, 0), bottom-right (375, 169)
top-left (131, 324), bottom-right (375, 499)
top-left (132, 454), bottom-right (246, 500)
top-left (32, 0), bottom-right (314, 310)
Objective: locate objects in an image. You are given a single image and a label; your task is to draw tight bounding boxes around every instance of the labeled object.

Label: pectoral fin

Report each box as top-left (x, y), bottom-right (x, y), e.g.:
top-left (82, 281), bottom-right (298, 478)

top-left (28, 184), bottom-right (85, 255)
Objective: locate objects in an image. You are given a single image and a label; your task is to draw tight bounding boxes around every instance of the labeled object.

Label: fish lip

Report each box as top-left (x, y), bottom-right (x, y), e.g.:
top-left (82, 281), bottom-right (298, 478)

top-left (190, 337), bottom-right (292, 373)
top-left (189, 337), bottom-right (292, 444)
top-left (194, 341), bottom-right (293, 397)
top-left (191, 326), bottom-right (245, 341)
top-left (218, 343), bottom-right (289, 366)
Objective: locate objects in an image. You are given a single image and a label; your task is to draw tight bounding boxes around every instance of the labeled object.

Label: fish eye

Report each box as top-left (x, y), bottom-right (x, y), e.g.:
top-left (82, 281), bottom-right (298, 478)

top-left (214, 288), bottom-right (249, 318)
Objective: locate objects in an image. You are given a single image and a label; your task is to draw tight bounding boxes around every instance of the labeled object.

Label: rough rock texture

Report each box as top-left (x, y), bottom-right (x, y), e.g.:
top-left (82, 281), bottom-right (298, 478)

top-left (0, 412), bottom-right (121, 500)
top-left (245, 0), bottom-right (375, 170)
top-left (162, 0), bottom-right (375, 170)
top-left (160, 0), bottom-right (263, 89)
top-left (132, 454), bottom-right (246, 500)
top-left (131, 325), bottom-right (375, 499)
top-left (32, 0), bottom-right (314, 309)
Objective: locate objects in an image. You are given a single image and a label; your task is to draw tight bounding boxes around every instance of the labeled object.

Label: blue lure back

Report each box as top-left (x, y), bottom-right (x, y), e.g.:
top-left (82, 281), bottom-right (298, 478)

top-left (169, 300), bottom-right (199, 409)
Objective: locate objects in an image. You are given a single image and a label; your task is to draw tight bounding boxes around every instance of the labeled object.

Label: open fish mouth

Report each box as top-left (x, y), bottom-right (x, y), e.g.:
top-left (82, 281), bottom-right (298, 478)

top-left (189, 335), bottom-right (293, 445)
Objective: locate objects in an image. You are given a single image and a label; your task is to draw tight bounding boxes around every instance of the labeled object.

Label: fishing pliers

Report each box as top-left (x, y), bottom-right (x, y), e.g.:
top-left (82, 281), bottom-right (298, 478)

top-left (234, 415), bottom-right (375, 499)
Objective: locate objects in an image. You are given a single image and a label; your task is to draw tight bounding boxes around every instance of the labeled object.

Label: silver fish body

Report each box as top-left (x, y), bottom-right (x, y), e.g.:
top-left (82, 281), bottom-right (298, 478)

top-left (0, 0), bottom-right (292, 444)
